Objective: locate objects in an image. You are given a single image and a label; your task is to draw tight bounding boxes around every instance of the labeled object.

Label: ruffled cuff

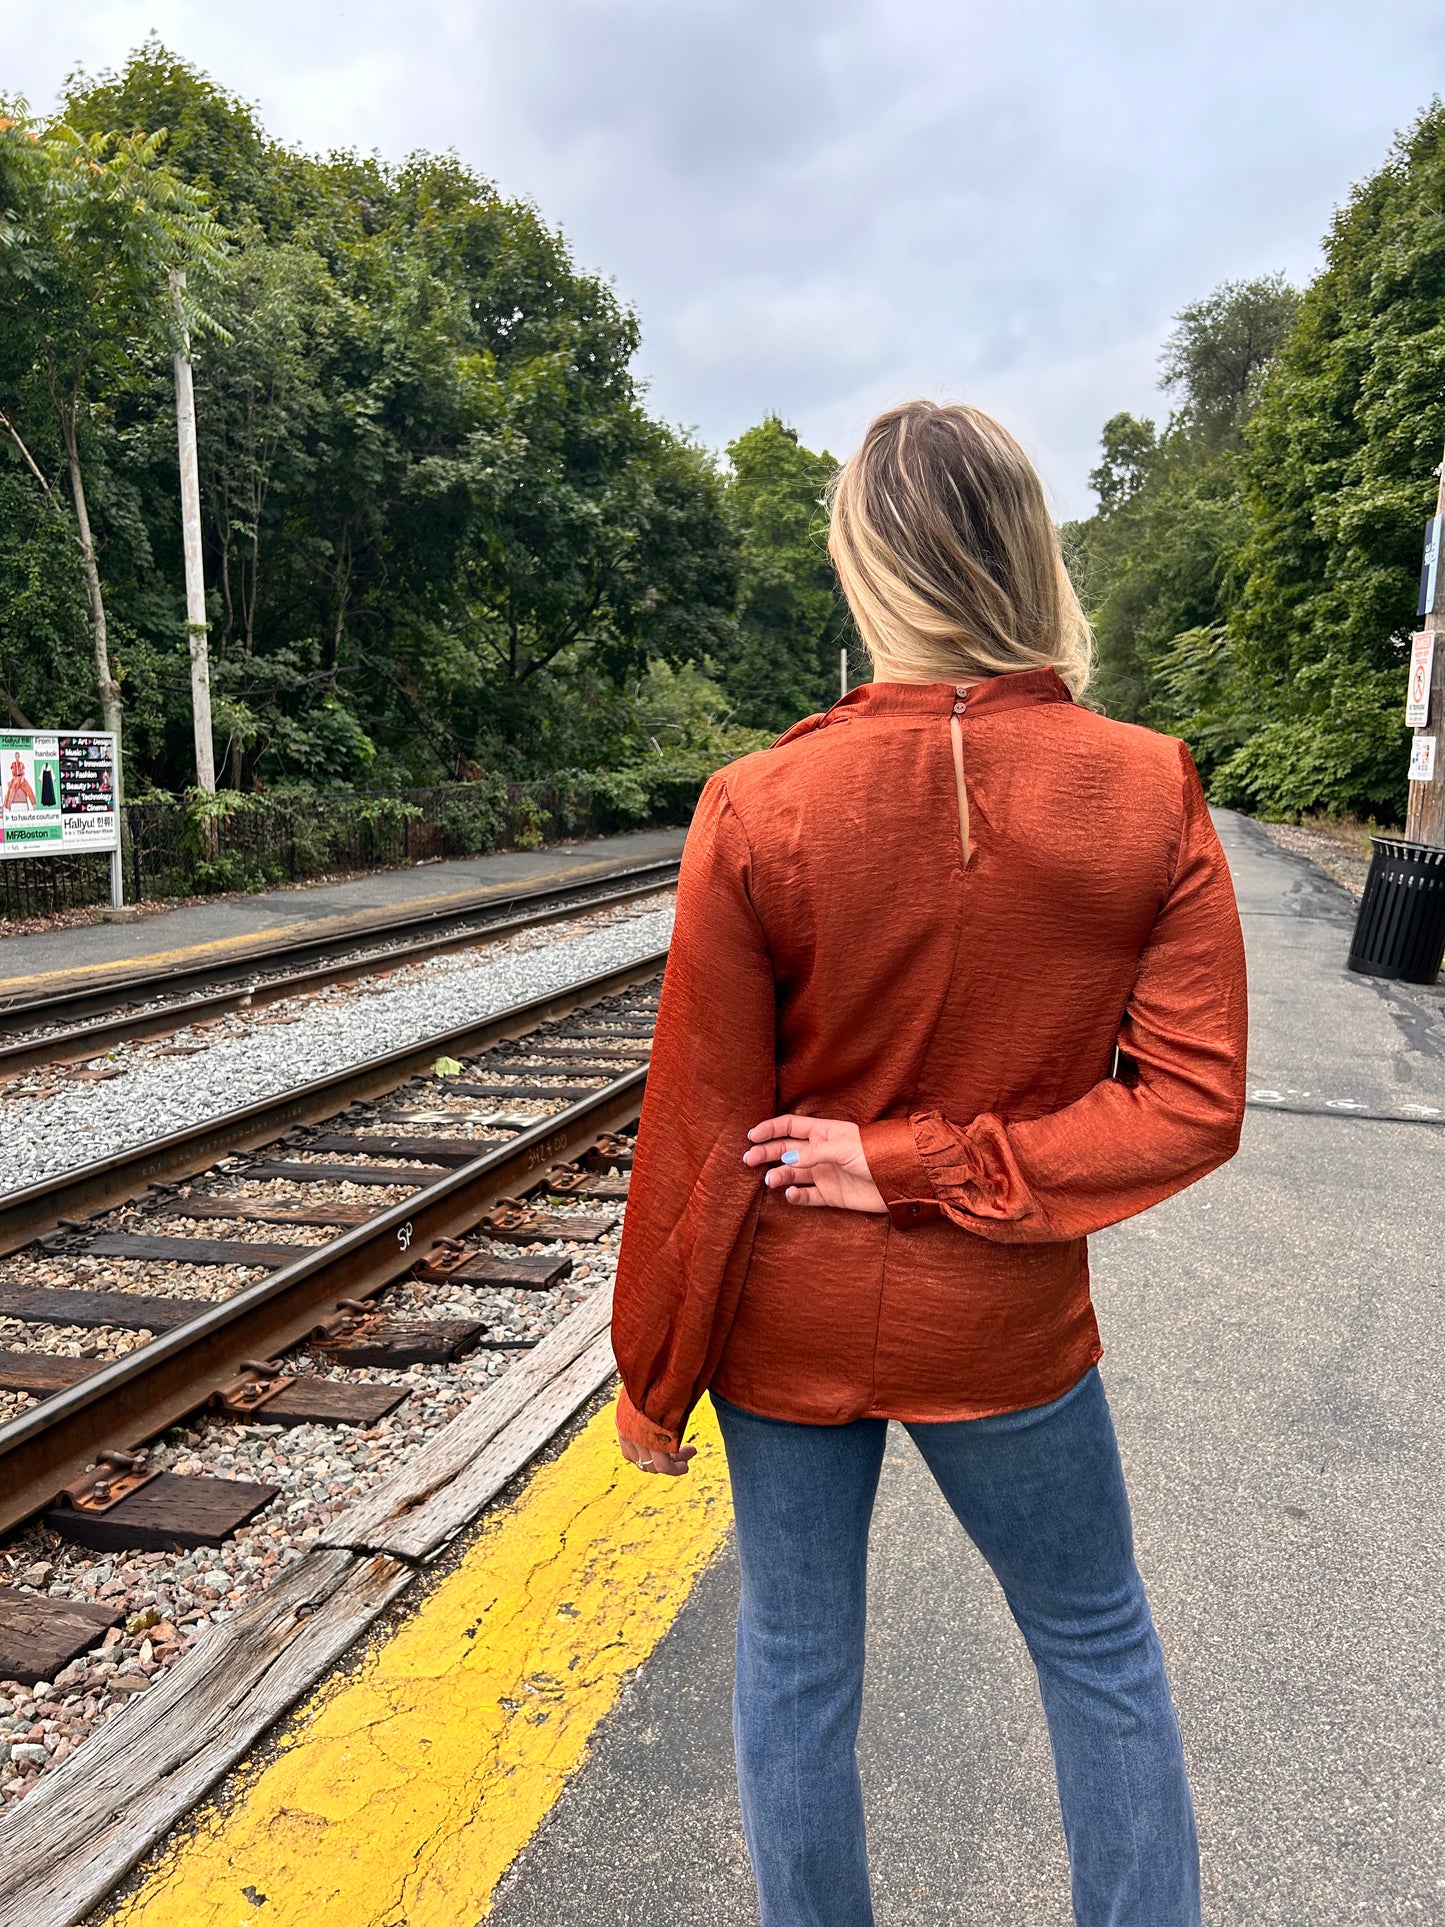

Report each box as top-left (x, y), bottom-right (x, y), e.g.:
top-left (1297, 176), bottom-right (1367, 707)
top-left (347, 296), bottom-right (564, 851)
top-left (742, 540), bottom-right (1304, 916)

top-left (910, 1111), bottom-right (1031, 1223)
top-left (858, 1117), bottom-right (942, 1229)
top-left (615, 1385), bottom-right (680, 1454)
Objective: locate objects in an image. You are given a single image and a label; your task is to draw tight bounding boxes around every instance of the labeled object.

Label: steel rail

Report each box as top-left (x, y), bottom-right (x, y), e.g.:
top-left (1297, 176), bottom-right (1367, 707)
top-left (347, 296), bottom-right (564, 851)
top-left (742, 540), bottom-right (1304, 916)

top-left (0, 949), bottom-right (667, 1257)
top-left (0, 869), bottom-right (676, 1079)
top-left (0, 1063), bottom-right (648, 1535)
top-left (0, 852), bottom-right (680, 1048)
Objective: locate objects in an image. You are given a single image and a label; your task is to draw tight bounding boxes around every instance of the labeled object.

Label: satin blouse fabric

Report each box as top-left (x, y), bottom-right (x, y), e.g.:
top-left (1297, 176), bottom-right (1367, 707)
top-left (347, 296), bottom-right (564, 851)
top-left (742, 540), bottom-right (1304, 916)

top-left (612, 668), bottom-right (1248, 1454)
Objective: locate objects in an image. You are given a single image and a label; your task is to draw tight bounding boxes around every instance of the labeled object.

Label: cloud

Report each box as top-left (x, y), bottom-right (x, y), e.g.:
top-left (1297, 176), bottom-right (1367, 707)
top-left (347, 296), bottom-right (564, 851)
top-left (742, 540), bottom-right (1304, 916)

top-left (3, 0), bottom-right (1443, 511)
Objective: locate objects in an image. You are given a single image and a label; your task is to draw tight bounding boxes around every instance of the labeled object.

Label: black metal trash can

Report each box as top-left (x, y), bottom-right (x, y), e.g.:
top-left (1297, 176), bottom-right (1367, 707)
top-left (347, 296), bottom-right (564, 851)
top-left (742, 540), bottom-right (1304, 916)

top-left (1347, 836), bottom-right (1445, 983)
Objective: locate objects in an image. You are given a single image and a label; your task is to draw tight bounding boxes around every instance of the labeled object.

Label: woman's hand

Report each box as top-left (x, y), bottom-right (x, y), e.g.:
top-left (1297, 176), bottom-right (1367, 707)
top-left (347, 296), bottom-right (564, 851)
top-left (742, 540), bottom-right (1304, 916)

top-left (743, 1115), bottom-right (887, 1213)
top-left (617, 1433), bottom-right (698, 1477)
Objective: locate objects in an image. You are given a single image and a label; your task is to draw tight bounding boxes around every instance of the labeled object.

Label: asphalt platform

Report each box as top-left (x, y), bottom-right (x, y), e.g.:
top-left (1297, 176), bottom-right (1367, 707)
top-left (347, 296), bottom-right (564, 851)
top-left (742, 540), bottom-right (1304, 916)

top-left (0, 827), bottom-right (686, 1000)
top-left (486, 810), bottom-right (1445, 1927)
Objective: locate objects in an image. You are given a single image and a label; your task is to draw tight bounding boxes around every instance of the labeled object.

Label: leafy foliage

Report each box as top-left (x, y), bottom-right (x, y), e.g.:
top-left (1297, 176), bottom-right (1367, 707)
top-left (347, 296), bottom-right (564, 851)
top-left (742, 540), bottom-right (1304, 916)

top-left (1, 42), bottom-right (840, 805)
top-left (724, 415), bottom-right (857, 731)
top-left (1067, 234), bottom-right (1425, 819)
top-left (0, 469), bottom-right (89, 727)
top-left (1158, 275), bottom-right (1302, 446)
top-left (0, 98), bottom-right (228, 769)
top-left (1216, 109), bottom-right (1445, 819)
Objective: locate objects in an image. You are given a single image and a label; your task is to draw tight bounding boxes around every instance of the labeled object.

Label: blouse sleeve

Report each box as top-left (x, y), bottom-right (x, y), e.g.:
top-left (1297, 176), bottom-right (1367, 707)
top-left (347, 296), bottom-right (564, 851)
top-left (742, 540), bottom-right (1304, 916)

top-left (611, 774), bottom-right (777, 1452)
top-left (858, 745), bottom-right (1247, 1244)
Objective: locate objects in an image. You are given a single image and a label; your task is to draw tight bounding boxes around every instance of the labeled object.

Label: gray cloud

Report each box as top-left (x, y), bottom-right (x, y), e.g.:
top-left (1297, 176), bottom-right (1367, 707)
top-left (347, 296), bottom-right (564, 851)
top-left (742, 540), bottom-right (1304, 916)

top-left (5, 0), bottom-right (1444, 510)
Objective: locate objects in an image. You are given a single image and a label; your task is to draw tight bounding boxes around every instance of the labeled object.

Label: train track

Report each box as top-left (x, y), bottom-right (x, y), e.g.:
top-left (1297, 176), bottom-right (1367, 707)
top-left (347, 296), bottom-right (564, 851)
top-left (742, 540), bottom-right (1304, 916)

top-left (0, 949), bottom-right (663, 1570)
top-left (0, 854), bottom-right (680, 1077)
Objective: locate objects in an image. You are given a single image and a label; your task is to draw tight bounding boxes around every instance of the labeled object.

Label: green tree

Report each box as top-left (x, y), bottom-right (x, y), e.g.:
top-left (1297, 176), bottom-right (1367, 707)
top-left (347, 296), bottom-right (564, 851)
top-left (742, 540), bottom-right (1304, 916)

top-left (65, 54), bottom-right (743, 789)
top-left (0, 469), bottom-right (90, 729)
top-left (63, 36), bottom-right (290, 218)
top-left (1066, 276), bottom-right (1299, 754)
top-left (1159, 274), bottom-right (1301, 447)
top-left (1212, 107), bottom-right (1445, 818)
top-left (1087, 411), bottom-right (1158, 513)
top-left (0, 107), bottom-right (226, 775)
top-left (0, 42), bottom-right (768, 807)
top-left (723, 415), bottom-right (854, 733)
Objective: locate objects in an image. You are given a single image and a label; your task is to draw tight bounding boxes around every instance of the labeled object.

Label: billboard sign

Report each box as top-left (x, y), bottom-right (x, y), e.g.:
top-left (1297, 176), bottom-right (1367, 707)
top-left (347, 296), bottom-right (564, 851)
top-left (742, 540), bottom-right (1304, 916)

top-left (0, 730), bottom-right (119, 858)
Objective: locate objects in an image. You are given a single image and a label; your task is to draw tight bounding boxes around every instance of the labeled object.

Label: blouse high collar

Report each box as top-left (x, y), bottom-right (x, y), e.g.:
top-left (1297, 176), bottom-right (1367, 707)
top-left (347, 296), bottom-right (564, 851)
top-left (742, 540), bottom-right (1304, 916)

top-left (836, 666), bottom-right (1075, 721)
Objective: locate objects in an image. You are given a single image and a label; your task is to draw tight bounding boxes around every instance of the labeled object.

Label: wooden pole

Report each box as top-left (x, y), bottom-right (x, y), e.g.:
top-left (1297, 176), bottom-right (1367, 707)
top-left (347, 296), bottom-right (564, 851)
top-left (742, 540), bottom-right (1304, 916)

top-left (840, 645), bottom-right (848, 700)
top-left (170, 271), bottom-right (215, 795)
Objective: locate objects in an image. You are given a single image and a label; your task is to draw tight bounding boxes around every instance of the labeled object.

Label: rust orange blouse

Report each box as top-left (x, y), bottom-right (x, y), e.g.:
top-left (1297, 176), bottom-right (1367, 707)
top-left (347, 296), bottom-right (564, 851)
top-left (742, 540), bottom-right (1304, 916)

top-left (612, 668), bottom-right (1248, 1453)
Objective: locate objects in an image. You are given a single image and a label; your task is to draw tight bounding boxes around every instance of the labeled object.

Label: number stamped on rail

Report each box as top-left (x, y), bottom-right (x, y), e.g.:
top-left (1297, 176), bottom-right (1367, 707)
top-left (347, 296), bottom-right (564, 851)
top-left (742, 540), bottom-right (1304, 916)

top-left (525, 1129), bottom-right (570, 1170)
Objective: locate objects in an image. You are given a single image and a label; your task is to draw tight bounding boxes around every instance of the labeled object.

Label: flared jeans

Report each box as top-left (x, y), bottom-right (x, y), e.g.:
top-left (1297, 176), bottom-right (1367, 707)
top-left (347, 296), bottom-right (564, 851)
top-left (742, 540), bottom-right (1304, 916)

top-left (713, 1369), bottom-right (1200, 1927)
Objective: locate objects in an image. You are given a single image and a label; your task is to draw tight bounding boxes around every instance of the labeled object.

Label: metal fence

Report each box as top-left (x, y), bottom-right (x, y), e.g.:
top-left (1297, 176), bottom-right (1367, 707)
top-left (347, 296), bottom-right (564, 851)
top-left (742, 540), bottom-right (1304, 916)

top-left (0, 770), bottom-right (703, 922)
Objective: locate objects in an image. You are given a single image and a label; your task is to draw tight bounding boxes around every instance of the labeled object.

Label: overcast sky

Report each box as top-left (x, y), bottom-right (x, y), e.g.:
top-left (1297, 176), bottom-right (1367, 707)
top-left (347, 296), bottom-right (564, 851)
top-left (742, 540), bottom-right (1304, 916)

top-left (2, 1), bottom-right (1441, 515)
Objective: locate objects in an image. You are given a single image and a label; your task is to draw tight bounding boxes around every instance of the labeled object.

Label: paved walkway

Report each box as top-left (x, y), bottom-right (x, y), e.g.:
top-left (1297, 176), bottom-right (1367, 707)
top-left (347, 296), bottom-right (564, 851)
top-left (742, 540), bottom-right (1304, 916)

top-left (106, 813), bottom-right (1445, 1926)
top-left (490, 813), bottom-right (1445, 1926)
top-left (0, 828), bottom-right (685, 997)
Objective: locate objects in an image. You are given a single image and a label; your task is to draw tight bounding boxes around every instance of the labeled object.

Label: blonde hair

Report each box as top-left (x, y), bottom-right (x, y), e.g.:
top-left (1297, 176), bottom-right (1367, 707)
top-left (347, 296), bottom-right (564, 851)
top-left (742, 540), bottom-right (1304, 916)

top-left (827, 400), bottom-right (1093, 696)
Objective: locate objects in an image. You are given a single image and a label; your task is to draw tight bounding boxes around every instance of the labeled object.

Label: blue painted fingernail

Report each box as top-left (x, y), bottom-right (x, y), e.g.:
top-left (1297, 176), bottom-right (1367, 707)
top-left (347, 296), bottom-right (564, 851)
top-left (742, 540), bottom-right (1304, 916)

top-left (781, 1149), bottom-right (799, 1165)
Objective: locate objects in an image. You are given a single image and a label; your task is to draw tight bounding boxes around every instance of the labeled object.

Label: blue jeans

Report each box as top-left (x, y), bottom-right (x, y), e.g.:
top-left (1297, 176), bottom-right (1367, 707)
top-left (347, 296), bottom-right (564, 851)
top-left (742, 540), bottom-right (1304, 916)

top-left (713, 1369), bottom-right (1199, 1927)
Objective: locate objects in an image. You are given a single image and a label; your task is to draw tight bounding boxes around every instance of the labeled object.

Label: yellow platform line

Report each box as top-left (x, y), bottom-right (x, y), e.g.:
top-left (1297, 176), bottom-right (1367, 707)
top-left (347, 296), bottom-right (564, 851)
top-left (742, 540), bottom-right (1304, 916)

top-left (0, 853), bottom-right (659, 996)
top-left (110, 1395), bottom-right (731, 1927)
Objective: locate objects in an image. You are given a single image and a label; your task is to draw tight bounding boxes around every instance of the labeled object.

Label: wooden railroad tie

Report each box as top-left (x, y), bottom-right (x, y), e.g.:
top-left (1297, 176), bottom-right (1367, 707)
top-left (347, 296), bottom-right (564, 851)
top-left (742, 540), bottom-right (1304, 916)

top-left (413, 1246), bottom-right (573, 1288)
top-left (473, 1199), bottom-right (617, 1244)
top-left (39, 1451), bottom-right (280, 1553)
top-left (0, 1287), bottom-right (205, 1332)
top-left (309, 1306), bottom-right (488, 1367)
top-left (307, 1133), bottom-right (487, 1165)
top-left (0, 1349), bottom-right (410, 1425)
top-left (0, 1591), bottom-right (124, 1687)
top-left (0, 1351), bottom-right (102, 1394)
top-left (437, 1079), bottom-right (598, 1100)
top-left (208, 1361), bottom-right (408, 1429)
top-left (520, 1048), bottom-right (651, 1063)
top-left (158, 1198), bottom-right (377, 1227)
top-left (499, 1057), bottom-right (640, 1076)
top-left (245, 1159), bottom-right (452, 1186)
top-left (530, 1161), bottom-right (630, 1202)
top-left (0, 1348), bottom-right (102, 1395)
top-left (60, 1232), bottom-right (323, 1269)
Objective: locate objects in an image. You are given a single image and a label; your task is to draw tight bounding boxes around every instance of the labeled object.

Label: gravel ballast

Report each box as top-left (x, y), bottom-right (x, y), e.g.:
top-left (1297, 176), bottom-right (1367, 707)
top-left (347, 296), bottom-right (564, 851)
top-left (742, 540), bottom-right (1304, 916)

top-left (0, 1190), bottom-right (631, 1805)
top-left (0, 900), bottom-right (666, 1810)
top-left (0, 895), bottom-right (673, 1193)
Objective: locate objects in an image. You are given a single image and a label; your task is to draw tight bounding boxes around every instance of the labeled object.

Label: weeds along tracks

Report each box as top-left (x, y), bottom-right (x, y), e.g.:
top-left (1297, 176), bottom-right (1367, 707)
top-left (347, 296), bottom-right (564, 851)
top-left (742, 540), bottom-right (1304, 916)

top-left (0, 952), bottom-right (661, 1737)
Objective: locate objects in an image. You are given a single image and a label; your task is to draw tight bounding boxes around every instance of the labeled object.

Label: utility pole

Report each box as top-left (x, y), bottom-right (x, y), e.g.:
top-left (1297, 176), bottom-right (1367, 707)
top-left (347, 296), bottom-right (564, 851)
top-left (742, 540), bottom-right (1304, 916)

top-left (1405, 442), bottom-right (1445, 848)
top-left (1349, 439), bottom-right (1445, 985)
top-left (170, 270), bottom-right (215, 794)
top-left (840, 645), bottom-right (849, 700)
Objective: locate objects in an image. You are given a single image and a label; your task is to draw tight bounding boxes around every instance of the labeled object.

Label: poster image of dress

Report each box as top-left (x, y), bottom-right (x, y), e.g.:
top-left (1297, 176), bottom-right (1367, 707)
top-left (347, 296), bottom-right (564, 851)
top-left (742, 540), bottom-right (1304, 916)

top-left (0, 730), bottom-right (117, 857)
top-left (58, 733), bottom-right (119, 851)
top-left (0, 733), bottom-right (63, 848)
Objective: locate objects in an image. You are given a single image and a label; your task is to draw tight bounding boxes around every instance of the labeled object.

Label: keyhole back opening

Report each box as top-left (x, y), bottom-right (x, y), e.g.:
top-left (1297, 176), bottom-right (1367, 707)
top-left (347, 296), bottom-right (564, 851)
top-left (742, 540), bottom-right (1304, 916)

top-left (949, 712), bottom-right (971, 867)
